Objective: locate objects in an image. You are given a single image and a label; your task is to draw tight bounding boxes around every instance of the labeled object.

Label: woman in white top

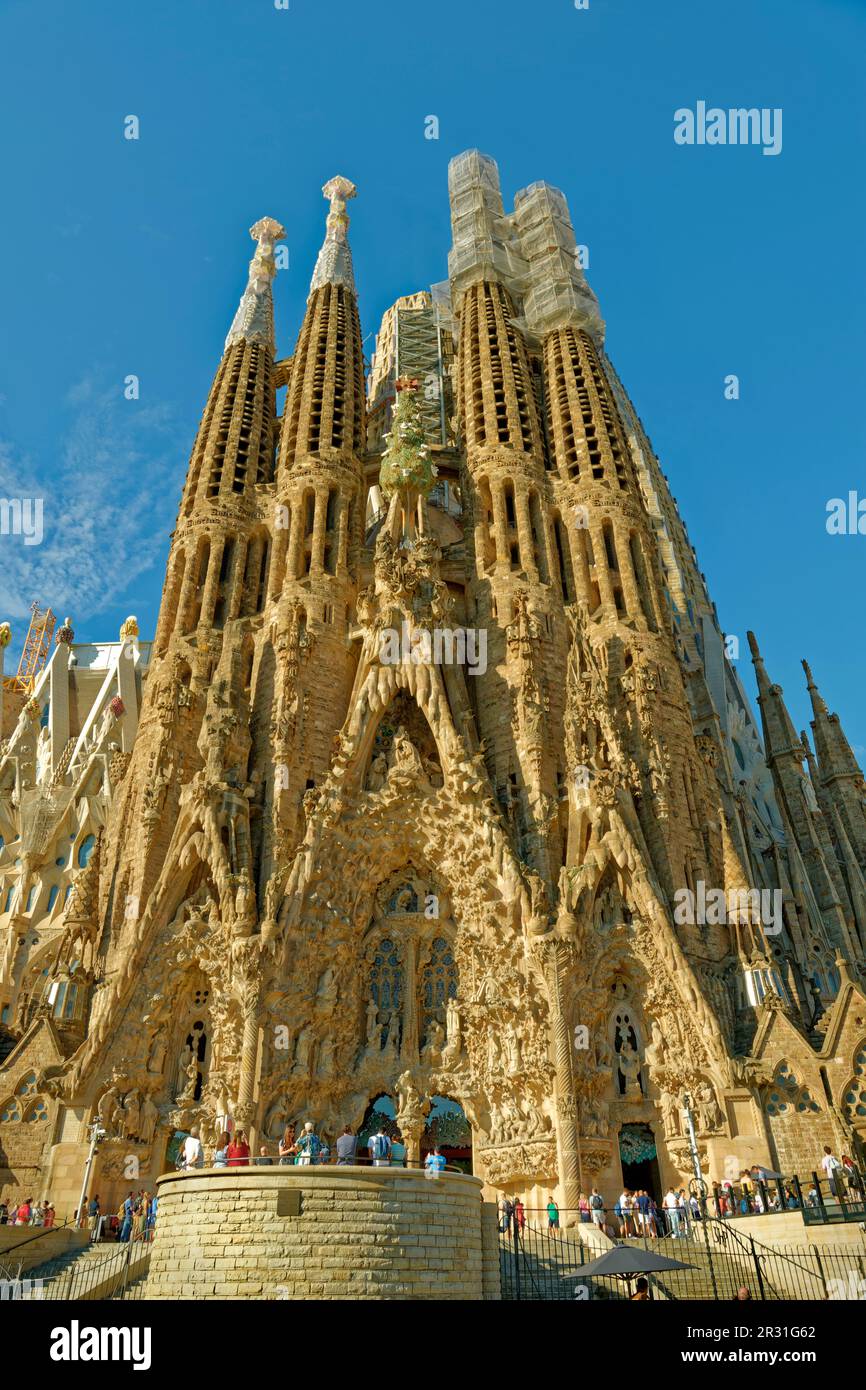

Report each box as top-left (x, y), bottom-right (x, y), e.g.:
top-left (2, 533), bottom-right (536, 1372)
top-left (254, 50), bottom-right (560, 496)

top-left (212, 1131), bottom-right (230, 1168)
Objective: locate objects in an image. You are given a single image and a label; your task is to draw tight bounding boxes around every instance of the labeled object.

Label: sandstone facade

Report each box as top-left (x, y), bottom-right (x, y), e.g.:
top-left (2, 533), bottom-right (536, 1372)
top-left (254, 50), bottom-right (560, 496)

top-left (1, 153), bottom-right (865, 1233)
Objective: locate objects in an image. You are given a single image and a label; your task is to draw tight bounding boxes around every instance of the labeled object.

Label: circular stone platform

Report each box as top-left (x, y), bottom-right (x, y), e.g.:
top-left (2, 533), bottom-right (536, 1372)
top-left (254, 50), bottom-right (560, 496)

top-left (144, 1165), bottom-right (501, 1300)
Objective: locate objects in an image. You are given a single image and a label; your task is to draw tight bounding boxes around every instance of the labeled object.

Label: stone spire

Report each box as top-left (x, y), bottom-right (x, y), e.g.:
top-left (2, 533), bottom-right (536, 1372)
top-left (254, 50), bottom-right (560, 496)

top-left (309, 176), bottom-right (357, 296)
top-left (747, 632), bottom-right (803, 761)
top-left (803, 659), bottom-right (866, 786)
top-left (225, 216), bottom-right (286, 353)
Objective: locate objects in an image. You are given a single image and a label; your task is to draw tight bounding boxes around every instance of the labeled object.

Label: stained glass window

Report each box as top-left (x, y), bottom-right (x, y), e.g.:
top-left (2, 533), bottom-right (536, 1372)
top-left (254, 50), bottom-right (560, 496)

top-left (422, 937), bottom-right (457, 1015)
top-left (370, 937), bottom-right (403, 1012)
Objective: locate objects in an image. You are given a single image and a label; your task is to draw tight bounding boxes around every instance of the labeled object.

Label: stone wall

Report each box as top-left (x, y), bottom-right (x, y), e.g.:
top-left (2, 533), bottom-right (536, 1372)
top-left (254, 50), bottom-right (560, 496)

top-left (144, 1165), bottom-right (500, 1300)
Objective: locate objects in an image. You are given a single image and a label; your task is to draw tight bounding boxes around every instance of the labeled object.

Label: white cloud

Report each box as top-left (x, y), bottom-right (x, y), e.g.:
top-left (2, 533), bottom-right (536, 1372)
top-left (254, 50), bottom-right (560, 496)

top-left (0, 373), bottom-right (181, 627)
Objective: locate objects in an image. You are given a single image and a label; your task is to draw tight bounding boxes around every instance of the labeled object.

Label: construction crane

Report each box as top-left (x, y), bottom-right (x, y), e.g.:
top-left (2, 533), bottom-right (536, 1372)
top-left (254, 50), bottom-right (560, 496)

top-left (1, 602), bottom-right (56, 695)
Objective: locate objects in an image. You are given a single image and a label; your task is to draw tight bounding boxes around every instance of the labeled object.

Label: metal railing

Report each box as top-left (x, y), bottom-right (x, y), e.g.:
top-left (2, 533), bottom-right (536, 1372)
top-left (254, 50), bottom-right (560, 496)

top-left (497, 1206), bottom-right (866, 1301)
top-left (28, 1239), bottom-right (151, 1301)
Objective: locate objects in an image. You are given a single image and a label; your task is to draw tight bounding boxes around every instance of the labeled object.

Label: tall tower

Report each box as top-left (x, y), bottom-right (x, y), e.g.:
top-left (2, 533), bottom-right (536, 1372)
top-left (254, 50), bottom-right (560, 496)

top-left (5, 153), bottom-right (864, 1227)
top-left (267, 178), bottom-right (366, 861)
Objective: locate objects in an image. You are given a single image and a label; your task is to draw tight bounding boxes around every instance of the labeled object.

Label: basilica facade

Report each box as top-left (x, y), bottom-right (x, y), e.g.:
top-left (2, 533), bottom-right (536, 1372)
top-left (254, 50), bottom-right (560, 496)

top-left (1, 152), bottom-right (865, 1218)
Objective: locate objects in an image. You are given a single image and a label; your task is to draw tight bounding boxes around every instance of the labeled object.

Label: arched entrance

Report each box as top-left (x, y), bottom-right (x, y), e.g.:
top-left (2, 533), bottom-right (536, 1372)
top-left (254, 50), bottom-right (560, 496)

top-left (422, 1095), bottom-right (472, 1174)
top-left (357, 1093), bottom-right (399, 1160)
top-left (618, 1122), bottom-right (660, 1203)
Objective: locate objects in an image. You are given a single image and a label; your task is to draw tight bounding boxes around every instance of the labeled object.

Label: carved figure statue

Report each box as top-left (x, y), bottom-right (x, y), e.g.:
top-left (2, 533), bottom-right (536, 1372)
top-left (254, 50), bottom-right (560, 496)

top-left (617, 1040), bottom-right (642, 1098)
top-left (96, 1084), bottom-right (124, 1136)
top-left (122, 1089), bottom-right (141, 1142)
top-left (443, 996), bottom-right (462, 1060)
top-left (423, 1018), bottom-right (445, 1062)
top-left (293, 1025), bottom-right (314, 1074)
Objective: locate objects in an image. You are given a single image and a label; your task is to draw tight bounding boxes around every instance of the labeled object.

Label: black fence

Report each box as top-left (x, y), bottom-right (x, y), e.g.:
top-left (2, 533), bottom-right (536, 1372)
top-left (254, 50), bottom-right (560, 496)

top-left (498, 1209), bottom-right (866, 1301)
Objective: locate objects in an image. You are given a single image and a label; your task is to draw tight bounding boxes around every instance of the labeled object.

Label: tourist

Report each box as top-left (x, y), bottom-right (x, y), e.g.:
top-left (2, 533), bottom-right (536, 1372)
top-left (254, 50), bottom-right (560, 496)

top-left (368, 1127), bottom-right (391, 1167)
top-left (87, 1193), bottom-right (100, 1242)
top-left (636, 1189), bottom-right (651, 1236)
top-left (630, 1276), bottom-right (650, 1301)
top-left (118, 1192), bottom-right (134, 1242)
top-left (43, 1200), bottom-right (55, 1229)
top-left (255, 1145), bottom-right (274, 1165)
top-left (278, 1124), bottom-right (297, 1165)
top-left (336, 1125), bottom-right (357, 1164)
top-left (578, 1191), bottom-right (591, 1222)
top-left (146, 1193), bottom-right (157, 1240)
top-left (15, 1198), bottom-right (32, 1225)
top-left (318, 1136), bottom-right (331, 1165)
top-left (733, 1286), bottom-right (752, 1301)
top-left (295, 1121), bottom-right (321, 1166)
top-left (213, 1131), bottom-right (230, 1167)
top-left (842, 1154), bottom-right (863, 1196)
top-left (498, 1195), bottom-right (513, 1233)
top-left (424, 1145), bottom-right (446, 1176)
top-left (514, 1198), bottom-right (526, 1232)
top-left (389, 1131), bottom-right (406, 1167)
top-left (183, 1127), bottom-right (204, 1170)
top-left (589, 1189), bottom-right (605, 1229)
top-left (227, 1128), bottom-right (251, 1166)
top-left (677, 1189), bottom-right (689, 1234)
top-left (663, 1187), bottom-right (680, 1237)
top-left (132, 1194), bottom-right (146, 1242)
top-left (821, 1145), bottom-right (843, 1201)
top-left (0, 1202), bottom-right (7, 1224)
top-left (547, 1198), bottom-right (560, 1230)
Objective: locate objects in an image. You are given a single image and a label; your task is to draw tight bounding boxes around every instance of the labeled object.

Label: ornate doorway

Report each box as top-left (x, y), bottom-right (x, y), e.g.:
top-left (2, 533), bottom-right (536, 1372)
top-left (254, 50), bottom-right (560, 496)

top-left (618, 1122), bottom-right (660, 1203)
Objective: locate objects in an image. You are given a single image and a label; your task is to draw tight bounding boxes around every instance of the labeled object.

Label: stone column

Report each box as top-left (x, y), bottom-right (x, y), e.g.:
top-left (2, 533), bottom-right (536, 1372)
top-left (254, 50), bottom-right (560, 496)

top-left (227, 537), bottom-right (249, 621)
top-left (401, 934), bottom-right (419, 1063)
top-left (490, 481), bottom-right (510, 573)
top-left (199, 537), bottom-right (226, 627)
top-left (235, 969), bottom-right (261, 1142)
top-left (309, 489), bottom-right (327, 576)
top-left (542, 938), bottom-right (582, 1221)
top-left (287, 501), bottom-right (303, 581)
top-left (515, 490), bottom-right (538, 581)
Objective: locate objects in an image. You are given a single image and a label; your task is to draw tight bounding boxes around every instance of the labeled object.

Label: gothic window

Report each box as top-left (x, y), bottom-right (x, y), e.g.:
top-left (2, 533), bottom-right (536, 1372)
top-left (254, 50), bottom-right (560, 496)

top-left (15, 1072), bottom-right (38, 1097)
top-left (0, 1100), bottom-right (21, 1122)
top-left (764, 1064), bottom-right (820, 1117)
top-left (370, 938), bottom-right (403, 1014)
top-left (421, 937), bottom-right (457, 1020)
top-left (77, 835), bottom-right (96, 869)
top-left (22, 1100), bottom-right (48, 1123)
top-left (842, 1045), bottom-right (866, 1122)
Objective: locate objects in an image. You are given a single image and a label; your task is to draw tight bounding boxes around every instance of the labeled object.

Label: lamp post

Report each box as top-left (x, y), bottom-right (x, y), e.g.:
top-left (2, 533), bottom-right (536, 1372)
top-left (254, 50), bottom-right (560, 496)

top-left (681, 1092), bottom-right (719, 1300)
top-left (75, 1120), bottom-right (105, 1230)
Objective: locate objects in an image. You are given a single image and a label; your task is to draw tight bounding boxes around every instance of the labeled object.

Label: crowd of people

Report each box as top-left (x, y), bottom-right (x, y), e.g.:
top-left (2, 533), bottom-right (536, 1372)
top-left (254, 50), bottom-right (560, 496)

top-left (0, 1197), bottom-right (56, 1227)
top-left (81, 1190), bottom-right (158, 1243)
top-left (496, 1147), bottom-right (866, 1238)
top-left (176, 1121), bottom-right (448, 1174)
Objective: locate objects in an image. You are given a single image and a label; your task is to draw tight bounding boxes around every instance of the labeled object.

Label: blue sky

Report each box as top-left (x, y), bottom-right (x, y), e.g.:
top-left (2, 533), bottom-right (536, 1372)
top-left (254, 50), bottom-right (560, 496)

top-left (0, 0), bottom-right (863, 752)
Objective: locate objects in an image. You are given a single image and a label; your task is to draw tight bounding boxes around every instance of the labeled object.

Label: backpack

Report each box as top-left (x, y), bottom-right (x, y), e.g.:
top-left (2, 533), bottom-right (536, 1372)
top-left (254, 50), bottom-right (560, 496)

top-left (369, 1133), bottom-right (388, 1159)
top-left (591, 1193), bottom-right (604, 1210)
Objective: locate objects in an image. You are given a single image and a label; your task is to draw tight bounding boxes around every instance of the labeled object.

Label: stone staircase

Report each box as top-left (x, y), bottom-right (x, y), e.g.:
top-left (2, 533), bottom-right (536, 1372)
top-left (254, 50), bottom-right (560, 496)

top-left (27, 1238), bottom-right (151, 1300)
top-left (616, 1234), bottom-right (783, 1301)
